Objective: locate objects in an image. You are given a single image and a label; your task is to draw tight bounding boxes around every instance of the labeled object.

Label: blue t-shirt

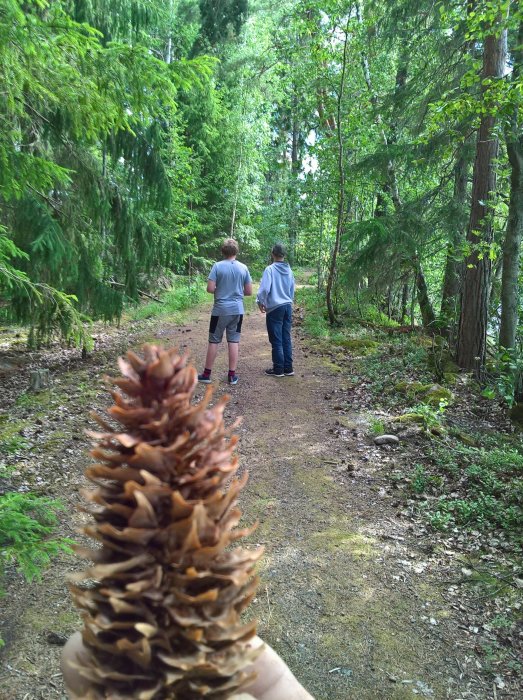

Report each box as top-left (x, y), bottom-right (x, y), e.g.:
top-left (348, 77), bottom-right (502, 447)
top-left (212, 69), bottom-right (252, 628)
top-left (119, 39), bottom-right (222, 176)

top-left (208, 259), bottom-right (252, 315)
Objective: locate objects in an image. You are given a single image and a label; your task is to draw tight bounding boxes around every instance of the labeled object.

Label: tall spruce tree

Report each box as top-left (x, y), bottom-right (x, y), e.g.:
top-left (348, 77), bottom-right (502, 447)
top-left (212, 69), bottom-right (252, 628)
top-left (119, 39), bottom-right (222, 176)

top-left (457, 5), bottom-right (509, 372)
top-left (0, 0), bottom-right (213, 343)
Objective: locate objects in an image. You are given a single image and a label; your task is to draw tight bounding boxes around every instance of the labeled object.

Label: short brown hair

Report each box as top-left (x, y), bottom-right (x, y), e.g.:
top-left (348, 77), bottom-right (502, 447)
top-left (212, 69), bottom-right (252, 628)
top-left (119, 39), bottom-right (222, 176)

top-left (221, 238), bottom-right (239, 257)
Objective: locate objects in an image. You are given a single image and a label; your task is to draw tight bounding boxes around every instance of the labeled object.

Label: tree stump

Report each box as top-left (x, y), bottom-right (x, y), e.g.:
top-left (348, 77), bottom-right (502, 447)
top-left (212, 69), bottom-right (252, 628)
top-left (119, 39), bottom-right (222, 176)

top-left (29, 369), bottom-right (51, 392)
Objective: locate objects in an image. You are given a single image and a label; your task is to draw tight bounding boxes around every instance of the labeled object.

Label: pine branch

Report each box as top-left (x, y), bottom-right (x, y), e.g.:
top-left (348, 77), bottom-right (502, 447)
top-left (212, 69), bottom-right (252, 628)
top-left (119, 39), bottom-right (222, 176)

top-left (107, 279), bottom-right (164, 303)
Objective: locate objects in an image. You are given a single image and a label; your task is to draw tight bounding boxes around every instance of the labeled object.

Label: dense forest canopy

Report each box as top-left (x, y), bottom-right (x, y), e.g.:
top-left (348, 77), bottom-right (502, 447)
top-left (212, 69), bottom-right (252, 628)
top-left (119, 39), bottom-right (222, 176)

top-left (1, 0), bottom-right (523, 385)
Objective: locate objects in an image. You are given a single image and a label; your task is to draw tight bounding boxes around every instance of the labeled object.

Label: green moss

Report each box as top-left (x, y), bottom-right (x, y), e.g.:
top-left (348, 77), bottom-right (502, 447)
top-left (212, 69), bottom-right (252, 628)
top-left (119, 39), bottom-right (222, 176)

top-left (55, 610), bottom-right (81, 627)
top-left (394, 382), bottom-right (453, 405)
top-left (294, 464), bottom-right (333, 496)
top-left (442, 358), bottom-right (460, 373)
top-left (316, 571), bottom-right (450, 699)
top-left (242, 446), bottom-right (452, 699)
top-left (443, 372), bottom-right (458, 386)
top-left (0, 419), bottom-right (31, 454)
top-left (41, 430), bottom-right (68, 452)
top-left (334, 338), bottom-right (379, 351)
top-left (21, 606), bottom-right (58, 633)
top-left (424, 385), bottom-right (453, 406)
top-left (394, 381), bottom-right (430, 396)
top-left (394, 381), bottom-right (409, 392)
top-left (392, 413), bottom-right (426, 425)
top-left (311, 528), bottom-right (377, 557)
top-left (448, 429), bottom-right (477, 446)
top-left (321, 359), bottom-right (343, 373)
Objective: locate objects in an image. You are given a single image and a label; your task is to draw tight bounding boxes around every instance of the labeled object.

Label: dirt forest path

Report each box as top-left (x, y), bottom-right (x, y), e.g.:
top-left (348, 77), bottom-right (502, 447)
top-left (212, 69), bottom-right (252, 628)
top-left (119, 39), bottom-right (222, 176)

top-left (0, 301), bottom-right (492, 700)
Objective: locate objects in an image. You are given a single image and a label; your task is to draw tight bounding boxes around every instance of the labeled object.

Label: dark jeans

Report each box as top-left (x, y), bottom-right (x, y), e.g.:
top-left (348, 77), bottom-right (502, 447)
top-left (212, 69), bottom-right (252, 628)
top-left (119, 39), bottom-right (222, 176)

top-left (266, 303), bottom-right (293, 373)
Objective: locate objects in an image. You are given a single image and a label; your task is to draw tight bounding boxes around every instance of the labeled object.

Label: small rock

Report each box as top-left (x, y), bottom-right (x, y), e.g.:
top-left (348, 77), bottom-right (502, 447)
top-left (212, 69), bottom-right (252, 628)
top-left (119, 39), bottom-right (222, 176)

top-left (46, 631), bottom-right (68, 646)
top-left (374, 434), bottom-right (400, 445)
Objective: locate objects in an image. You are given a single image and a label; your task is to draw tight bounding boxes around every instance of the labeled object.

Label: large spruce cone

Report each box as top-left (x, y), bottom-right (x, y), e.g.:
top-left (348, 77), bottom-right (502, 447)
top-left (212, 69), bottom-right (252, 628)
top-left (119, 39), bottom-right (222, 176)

top-left (69, 346), bottom-right (263, 699)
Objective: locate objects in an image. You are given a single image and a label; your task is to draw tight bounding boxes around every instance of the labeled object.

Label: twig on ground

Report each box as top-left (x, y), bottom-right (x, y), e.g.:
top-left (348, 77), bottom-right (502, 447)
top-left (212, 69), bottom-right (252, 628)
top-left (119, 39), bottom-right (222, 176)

top-left (265, 585), bottom-right (273, 624)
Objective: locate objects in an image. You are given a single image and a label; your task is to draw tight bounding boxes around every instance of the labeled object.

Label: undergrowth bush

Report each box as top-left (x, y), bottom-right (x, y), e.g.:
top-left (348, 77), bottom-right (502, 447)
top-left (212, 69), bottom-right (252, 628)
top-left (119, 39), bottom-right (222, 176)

top-left (297, 287), bottom-right (404, 337)
top-left (482, 347), bottom-right (523, 407)
top-left (297, 288), bottom-right (523, 551)
top-left (127, 276), bottom-right (207, 321)
top-left (295, 288), bottom-right (331, 338)
top-left (418, 444), bottom-right (523, 541)
top-left (356, 340), bottom-right (433, 399)
top-left (0, 434), bottom-right (30, 454)
top-left (342, 303), bottom-right (400, 328)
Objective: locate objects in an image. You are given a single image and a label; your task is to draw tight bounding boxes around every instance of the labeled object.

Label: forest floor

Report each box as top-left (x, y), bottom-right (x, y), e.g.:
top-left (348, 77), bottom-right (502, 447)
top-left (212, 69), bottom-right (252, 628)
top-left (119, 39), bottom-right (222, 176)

top-left (0, 293), bottom-right (520, 700)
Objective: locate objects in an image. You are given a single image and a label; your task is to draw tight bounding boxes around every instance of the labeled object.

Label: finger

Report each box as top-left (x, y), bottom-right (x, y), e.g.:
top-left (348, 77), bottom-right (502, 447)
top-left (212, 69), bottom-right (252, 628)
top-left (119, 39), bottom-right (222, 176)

top-left (245, 637), bottom-right (314, 700)
top-left (61, 632), bottom-right (92, 698)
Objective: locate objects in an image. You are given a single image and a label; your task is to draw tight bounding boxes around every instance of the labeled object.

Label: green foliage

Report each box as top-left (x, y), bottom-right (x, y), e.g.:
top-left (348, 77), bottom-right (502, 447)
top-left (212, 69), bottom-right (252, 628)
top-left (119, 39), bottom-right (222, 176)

top-left (369, 417), bottom-right (386, 436)
top-left (411, 465), bottom-right (429, 494)
top-left (295, 287), bottom-right (331, 339)
top-left (483, 347), bottom-right (523, 407)
top-left (401, 399), bottom-right (448, 433)
top-left (1, 0), bottom-right (521, 369)
top-left (0, 0), bottom-right (220, 343)
top-left (0, 492), bottom-right (72, 591)
top-left (353, 336), bottom-right (433, 400)
top-left (0, 434), bottom-right (29, 455)
top-left (421, 443), bottom-right (523, 540)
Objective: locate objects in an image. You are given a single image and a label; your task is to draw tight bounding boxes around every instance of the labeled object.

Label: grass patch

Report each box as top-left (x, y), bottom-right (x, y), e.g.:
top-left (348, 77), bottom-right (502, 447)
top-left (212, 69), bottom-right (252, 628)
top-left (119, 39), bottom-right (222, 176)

top-left (126, 276), bottom-right (208, 322)
top-left (341, 303), bottom-right (401, 328)
top-left (0, 434), bottom-right (30, 455)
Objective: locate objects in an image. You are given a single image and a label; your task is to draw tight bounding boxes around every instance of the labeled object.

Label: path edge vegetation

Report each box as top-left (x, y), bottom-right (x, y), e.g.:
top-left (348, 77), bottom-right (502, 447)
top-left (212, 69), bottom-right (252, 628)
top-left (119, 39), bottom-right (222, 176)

top-left (295, 283), bottom-right (523, 687)
top-left (0, 278), bottom-right (209, 647)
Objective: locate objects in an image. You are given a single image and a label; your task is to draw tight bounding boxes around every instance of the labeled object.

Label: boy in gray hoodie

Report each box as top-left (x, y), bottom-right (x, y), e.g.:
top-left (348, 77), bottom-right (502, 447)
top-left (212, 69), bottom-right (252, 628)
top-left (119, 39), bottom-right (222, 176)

top-left (256, 243), bottom-right (295, 377)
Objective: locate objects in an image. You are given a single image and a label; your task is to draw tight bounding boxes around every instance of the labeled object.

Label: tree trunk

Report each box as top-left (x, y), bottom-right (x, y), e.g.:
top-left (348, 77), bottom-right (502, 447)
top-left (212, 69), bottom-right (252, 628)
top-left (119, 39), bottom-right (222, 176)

top-left (457, 26), bottom-right (507, 373)
top-left (499, 21), bottom-right (523, 350)
top-left (440, 151), bottom-right (470, 320)
top-left (326, 20), bottom-right (350, 325)
top-left (499, 150), bottom-right (523, 349)
top-left (317, 200), bottom-right (325, 293)
top-left (287, 92), bottom-right (300, 265)
top-left (415, 259), bottom-right (436, 328)
top-left (400, 279), bottom-right (409, 324)
top-left (29, 369), bottom-right (51, 392)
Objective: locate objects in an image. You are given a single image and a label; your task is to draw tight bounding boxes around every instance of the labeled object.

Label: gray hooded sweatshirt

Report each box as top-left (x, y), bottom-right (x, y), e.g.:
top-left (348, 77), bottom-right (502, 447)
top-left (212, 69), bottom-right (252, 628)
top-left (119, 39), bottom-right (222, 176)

top-left (256, 261), bottom-right (295, 312)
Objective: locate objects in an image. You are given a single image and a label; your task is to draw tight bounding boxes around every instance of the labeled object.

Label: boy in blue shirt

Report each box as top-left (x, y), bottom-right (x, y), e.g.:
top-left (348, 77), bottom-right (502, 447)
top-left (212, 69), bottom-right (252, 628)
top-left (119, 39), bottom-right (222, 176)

top-left (256, 244), bottom-right (295, 377)
top-left (198, 238), bottom-right (252, 385)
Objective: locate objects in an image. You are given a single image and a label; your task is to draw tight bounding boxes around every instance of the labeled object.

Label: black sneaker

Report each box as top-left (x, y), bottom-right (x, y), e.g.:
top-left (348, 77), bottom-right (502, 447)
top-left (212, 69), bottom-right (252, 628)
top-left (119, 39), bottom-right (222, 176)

top-left (198, 374), bottom-right (212, 383)
top-left (265, 368), bottom-right (284, 377)
top-left (284, 370), bottom-right (295, 376)
top-left (228, 374), bottom-right (239, 385)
